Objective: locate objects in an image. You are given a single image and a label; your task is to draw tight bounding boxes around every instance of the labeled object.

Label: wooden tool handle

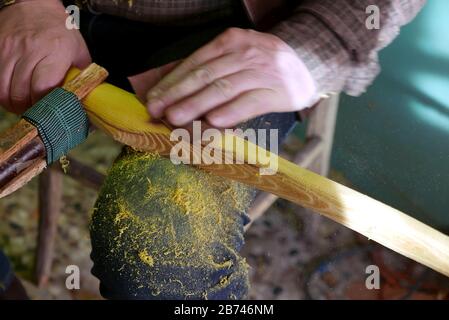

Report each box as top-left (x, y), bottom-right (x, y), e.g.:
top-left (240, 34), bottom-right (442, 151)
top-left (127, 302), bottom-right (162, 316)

top-left (0, 63), bottom-right (108, 198)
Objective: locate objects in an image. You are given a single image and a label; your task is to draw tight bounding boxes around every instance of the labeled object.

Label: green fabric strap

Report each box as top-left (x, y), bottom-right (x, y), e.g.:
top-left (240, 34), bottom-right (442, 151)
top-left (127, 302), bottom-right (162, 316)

top-left (22, 87), bottom-right (89, 164)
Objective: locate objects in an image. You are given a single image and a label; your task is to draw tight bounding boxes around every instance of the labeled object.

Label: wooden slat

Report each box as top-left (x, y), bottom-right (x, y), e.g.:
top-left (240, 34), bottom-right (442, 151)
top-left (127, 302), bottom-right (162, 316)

top-left (306, 94), bottom-right (340, 176)
top-left (0, 119), bottom-right (38, 163)
top-left (35, 166), bottom-right (63, 287)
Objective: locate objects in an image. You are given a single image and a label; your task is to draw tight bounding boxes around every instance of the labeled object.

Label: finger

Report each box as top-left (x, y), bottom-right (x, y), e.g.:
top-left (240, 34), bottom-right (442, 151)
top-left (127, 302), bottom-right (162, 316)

top-left (147, 53), bottom-right (250, 118)
top-left (164, 70), bottom-right (264, 126)
top-left (129, 60), bottom-right (180, 101)
top-left (146, 28), bottom-right (248, 102)
top-left (30, 55), bottom-right (71, 104)
top-left (149, 43), bottom-right (222, 94)
top-left (10, 54), bottom-right (44, 113)
top-left (0, 57), bottom-right (18, 112)
top-left (205, 89), bottom-right (278, 128)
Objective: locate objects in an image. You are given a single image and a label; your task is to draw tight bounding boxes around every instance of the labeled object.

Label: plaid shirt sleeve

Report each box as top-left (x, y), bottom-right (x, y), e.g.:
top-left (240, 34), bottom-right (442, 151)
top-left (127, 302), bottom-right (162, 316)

top-left (270, 0), bottom-right (426, 97)
top-left (86, 0), bottom-right (235, 25)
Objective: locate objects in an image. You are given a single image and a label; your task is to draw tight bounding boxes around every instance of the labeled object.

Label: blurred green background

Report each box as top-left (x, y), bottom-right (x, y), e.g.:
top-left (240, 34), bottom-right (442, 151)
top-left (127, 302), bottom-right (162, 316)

top-left (331, 0), bottom-right (449, 231)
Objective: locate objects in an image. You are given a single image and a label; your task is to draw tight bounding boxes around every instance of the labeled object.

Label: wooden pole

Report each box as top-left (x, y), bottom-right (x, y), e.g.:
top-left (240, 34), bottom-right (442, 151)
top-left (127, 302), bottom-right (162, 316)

top-left (35, 165), bottom-right (63, 287)
top-left (57, 156), bottom-right (105, 190)
top-left (34, 157), bottom-right (104, 287)
top-left (0, 64), bottom-right (108, 198)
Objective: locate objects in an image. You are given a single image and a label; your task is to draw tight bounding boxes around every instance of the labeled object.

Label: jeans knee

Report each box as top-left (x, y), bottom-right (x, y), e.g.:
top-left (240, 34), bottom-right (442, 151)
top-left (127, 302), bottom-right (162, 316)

top-left (90, 150), bottom-right (253, 300)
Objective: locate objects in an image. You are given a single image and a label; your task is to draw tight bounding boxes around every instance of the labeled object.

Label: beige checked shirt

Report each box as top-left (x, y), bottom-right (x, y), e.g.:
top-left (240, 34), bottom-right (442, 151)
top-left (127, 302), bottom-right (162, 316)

top-left (87, 0), bottom-right (426, 96)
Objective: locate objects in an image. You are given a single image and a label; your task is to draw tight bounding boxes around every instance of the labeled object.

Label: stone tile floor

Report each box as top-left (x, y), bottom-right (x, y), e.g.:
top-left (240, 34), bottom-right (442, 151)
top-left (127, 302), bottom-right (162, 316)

top-left (244, 201), bottom-right (449, 300)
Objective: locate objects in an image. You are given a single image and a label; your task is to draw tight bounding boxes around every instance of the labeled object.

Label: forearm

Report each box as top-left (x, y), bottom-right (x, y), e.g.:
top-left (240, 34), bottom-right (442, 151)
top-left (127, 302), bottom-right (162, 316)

top-left (270, 0), bottom-right (426, 97)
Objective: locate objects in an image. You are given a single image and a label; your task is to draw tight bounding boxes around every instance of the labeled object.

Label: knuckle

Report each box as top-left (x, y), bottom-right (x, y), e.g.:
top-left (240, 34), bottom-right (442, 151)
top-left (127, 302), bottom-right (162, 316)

top-left (46, 35), bottom-right (65, 49)
top-left (10, 93), bottom-right (28, 104)
top-left (0, 35), bottom-right (13, 49)
top-left (23, 36), bottom-right (37, 49)
top-left (241, 47), bottom-right (260, 62)
top-left (160, 74), bottom-right (179, 91)
top-left (147, 87), bottom-right (165, 100)
top-left (185, 56), bottom-right (200, 70)
top-left (158, 96), bottom-right (169, 109)
top-left (218, 27), bottom-right (243, 45)
top-left (251, 58), bottom-right (272, 72)
top-left (19, 32), bottom-right (44, 52)
top-left (193, 67), bottom-right (214, 85)
top-left (224, 27), bottom-right (244, 37)
top-left (269, 35), bottom-right (287, 50)
top-left (246, 28), bottom-right (259, 35)
top-left (212, 79), bottom-right (233, 99)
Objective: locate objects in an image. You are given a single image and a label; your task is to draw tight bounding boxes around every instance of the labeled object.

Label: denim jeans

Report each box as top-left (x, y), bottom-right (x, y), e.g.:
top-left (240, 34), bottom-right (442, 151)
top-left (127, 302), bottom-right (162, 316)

top-left (0, 250), bottom-right (13, 294)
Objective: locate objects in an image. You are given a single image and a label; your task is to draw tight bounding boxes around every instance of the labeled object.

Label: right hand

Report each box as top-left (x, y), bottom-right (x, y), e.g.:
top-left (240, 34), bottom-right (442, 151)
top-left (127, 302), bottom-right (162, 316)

top-left (0, 0), bottom-right (91, 114)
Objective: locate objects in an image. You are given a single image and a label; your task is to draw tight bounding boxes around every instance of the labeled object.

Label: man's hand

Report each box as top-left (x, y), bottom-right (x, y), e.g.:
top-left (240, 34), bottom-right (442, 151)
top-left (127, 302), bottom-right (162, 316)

top-left (0, 0), bottom-right (91, 114)
top-left (143, 28), bottom-right (319, 128)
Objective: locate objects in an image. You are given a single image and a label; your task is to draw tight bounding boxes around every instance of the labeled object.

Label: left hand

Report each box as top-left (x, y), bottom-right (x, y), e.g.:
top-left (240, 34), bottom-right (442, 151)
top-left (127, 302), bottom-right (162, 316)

top-left (134, 28), bottom-right (320, 128)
